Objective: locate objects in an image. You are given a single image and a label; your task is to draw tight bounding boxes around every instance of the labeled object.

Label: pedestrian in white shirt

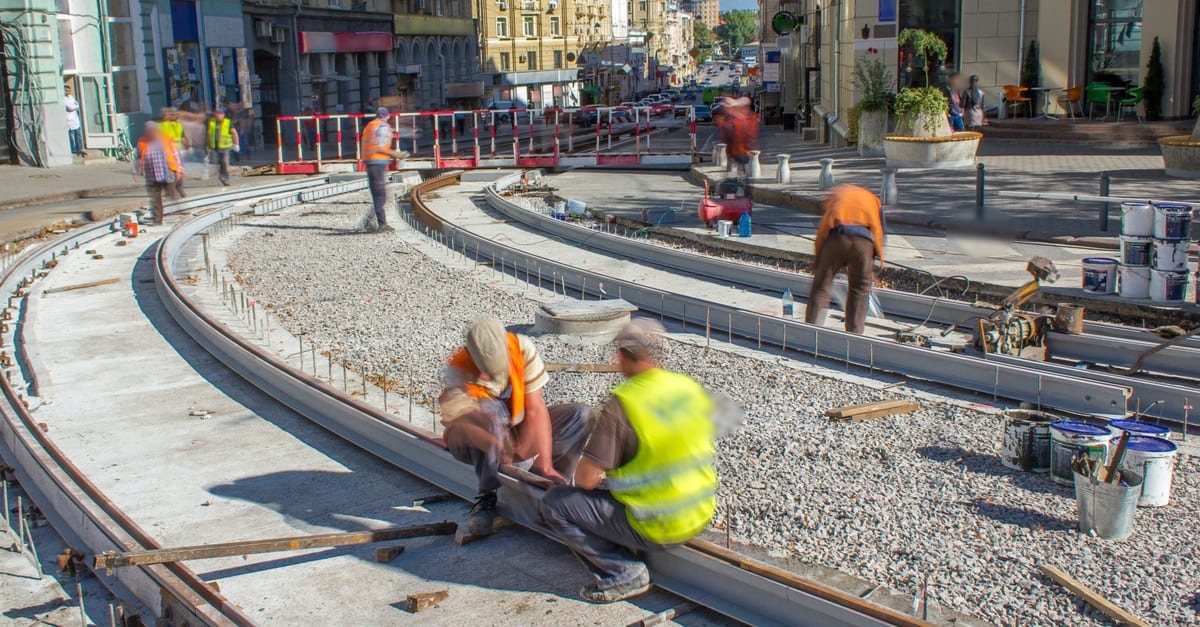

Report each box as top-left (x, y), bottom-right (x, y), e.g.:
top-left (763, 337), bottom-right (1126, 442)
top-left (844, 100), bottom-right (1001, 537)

top-left (64, 84), bottom-right (85, 156)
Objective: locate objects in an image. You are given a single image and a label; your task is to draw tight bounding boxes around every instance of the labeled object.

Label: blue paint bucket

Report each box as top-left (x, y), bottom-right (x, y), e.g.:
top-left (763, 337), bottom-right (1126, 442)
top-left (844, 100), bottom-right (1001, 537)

top-left (1082, 257), bottom-right (1118, 293)
top-left (1153, 202), bottom-right (1193, 240)
top-left (1107, 418), bottom-right (1171, 439)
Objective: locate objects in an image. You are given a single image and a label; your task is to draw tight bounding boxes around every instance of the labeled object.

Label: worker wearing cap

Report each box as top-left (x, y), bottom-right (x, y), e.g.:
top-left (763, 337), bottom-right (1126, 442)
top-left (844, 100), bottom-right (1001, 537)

top-left (540, 319), bottom-right (720, 603)
top-left (440, 316), bottom-right (589, 538)
top-left (805, 184), bottom-right (886, 334)
top-left (159, 107), bottom-right (189, 198)
top-left (132, 122), bottom-right (181, 225)
top-left (359, 107), bottom-right (410, 232)
top-left (206, 108), bottom-right (239, 186)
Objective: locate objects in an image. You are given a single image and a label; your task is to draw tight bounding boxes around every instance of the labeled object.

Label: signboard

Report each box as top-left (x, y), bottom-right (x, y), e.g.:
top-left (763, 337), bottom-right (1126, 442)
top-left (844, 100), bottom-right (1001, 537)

top-left (762, 45), bottom-right (780, 83)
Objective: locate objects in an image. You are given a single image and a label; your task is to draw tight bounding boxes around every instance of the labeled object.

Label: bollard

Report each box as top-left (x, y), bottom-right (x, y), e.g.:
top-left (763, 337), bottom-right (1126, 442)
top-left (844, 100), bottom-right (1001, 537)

top-left (713, 143), bottom-right (728, 170)
top-left (776, 154), bottom-right (791, 184)
top-left (1099, 171), bottom-right (1111, 232)
top-left (746, 151), bottom-right (762, 180)
top-left (879, 168), bottom-right (898, 206)
top-left (975, 163), bottom-right (986, 219)
top-left (818, 158), bottom-right (836, 190)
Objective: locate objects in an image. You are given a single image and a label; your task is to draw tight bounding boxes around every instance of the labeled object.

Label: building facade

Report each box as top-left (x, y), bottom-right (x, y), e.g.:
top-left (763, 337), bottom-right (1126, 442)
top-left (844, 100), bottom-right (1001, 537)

top-left (477, 0), bottom-right (587, 108)
top-left (692, 0), bottom-right (717, 28)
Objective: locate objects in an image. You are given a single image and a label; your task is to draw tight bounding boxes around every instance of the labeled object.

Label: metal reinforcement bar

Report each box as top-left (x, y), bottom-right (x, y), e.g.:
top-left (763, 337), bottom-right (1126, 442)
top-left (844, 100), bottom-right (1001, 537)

top-left (155, 175), bottom-right (929, 627)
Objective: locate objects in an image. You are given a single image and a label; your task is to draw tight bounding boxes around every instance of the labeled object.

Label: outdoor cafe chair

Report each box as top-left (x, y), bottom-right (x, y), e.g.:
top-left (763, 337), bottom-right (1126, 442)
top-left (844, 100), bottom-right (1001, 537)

top-left (1056, 86), bottom-right (1084, 119)
top-left (1117, 87), bottom-right (1145, 123)
top-left (1003, 85), bottom-right (1032, 118)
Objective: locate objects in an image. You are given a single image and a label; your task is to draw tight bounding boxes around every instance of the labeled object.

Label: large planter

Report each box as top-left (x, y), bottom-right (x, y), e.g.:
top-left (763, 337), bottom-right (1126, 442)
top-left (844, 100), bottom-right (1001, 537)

top-left (857, 111), bottom-right (889, 157)
top-left (883, 132), bottom-right (982, 169)
top-left (1158, 117), bottom-right (1200, 178)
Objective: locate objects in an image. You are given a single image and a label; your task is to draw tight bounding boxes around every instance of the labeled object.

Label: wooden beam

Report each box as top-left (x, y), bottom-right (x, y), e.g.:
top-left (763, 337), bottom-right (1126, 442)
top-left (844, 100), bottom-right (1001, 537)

top-left (405, 590), bottom-right (450, 613)
top-left (1040, 564), bottom-right (1148, 627)
top-left (826, 399), bottom-right (919, 422)
top-left (545, 362), bottom-right (622, 373)
top-left (43, 277), bottom-right (120, 295)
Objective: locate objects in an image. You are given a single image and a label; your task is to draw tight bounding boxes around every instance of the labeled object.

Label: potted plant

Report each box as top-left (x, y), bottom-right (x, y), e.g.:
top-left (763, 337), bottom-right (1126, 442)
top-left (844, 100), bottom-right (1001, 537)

top-left (1158, 95), bottom-right (1200, 178)
top-left (851, 50), bottom-right (895, 157)
top-left (883, 29), bottom-right (981, 168)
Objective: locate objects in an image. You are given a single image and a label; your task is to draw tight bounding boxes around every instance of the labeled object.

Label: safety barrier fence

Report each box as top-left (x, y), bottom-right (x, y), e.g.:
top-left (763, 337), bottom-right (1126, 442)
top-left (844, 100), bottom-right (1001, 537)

top-left (274, 107), bottom-right (698, 173)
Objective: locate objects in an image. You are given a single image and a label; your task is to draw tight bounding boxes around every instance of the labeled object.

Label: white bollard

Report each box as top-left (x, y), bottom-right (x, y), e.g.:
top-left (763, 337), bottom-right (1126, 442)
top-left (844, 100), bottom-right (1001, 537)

top-left (880, 167), bottom-right (898, 206)
top-left (714, 143), bottom-right (728, 170)
top-left (747, 150), bottom-right (761, 180)
top-left (776, 154), bottom-right (791, 184)
top-left (819, 158), bottom-right (836, 190)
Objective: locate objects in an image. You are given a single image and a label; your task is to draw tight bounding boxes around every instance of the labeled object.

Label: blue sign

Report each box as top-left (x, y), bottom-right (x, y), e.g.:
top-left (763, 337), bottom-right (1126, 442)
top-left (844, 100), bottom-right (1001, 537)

top-left (765, 50), bottom-right (782, 63)
top-left (878, 0), bottom-right (896, 22)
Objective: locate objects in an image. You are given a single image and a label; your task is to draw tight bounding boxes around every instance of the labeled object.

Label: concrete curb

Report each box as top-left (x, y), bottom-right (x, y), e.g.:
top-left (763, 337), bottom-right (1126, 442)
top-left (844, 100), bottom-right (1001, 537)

top-left (0, 185), bottom-right (140, 212)
top-left (689, 164), bottom-right (1121, 251)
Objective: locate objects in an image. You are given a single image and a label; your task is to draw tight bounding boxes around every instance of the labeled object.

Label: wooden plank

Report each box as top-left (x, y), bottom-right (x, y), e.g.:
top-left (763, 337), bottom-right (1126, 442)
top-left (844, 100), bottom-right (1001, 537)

top-left (405, 590), bottom-right (450, 613)
top-left (1040, 564), bottom-right (1148, 627)
top-left (545, 362), bottom-right (622, 373)
top-left (825, 399), bottom-right (912, 420)
top-left (375, 545), bottom-right (405, 563)
top-left (43, 277), bottom-right (120, 295)
top-left (833, 402), bottom-right (921, 423)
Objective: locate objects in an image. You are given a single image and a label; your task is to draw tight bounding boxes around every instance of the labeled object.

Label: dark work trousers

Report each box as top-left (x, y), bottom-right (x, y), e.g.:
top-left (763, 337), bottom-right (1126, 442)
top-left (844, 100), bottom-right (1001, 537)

top-left (446, 399), bottom-right (590, 497)
top-left (366, 163), bottom-right (390, 226)
top-left (805, 232), bottom-right (876, 334)
top-left (540, 487), bottom-right (664, 588)
top-left (145, 181), bottom-right (170, 224)
top-left (207, 148), bottom-right (231, 185)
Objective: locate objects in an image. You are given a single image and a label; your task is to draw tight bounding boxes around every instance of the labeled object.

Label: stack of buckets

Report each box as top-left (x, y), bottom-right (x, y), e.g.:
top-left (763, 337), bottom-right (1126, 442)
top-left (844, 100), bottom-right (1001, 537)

top-left (1114, 201), bottom-right (1194, 302)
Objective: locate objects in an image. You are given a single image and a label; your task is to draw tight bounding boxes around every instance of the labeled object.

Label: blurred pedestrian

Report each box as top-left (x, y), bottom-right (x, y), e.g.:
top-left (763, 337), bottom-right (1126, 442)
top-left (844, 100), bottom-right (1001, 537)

top-left (716, 97), bottom-right (758, 178)
top-left (159, 107), bottom-right (189, 198)
top-left (358, 107), bottom-right (409, 232)
top-left (302, 107), bottom-right (318, 152)
top-left (205, 108), bottom-right (239, 186)
top-left (64, 83), bottom-right (85, 157)
top-left (805, 185), bottom-right (886, 334)
top-left (132, 122), bottom-right (181, 226)
top-left (946, 73), bottom-right (965, 132)
top-left (963, 74), bottom-right (986, 130)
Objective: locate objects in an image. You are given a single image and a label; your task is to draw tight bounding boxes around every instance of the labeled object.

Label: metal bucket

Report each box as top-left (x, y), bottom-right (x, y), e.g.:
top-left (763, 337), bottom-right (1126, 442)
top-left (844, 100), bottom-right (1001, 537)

top-left (1073, 469), bottom-right (1143, 540)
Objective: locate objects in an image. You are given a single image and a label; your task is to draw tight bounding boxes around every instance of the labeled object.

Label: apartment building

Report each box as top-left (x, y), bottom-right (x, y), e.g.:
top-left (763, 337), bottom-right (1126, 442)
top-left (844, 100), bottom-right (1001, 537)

top-left (692, 0), bottom-right (718, 28)
top-left (477, 0), bottom-right (589, 107)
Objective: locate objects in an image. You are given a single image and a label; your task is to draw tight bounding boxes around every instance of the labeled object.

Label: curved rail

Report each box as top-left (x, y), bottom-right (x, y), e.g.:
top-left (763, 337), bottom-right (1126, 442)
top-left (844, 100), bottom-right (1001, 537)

top-left (153, 173), bottom-right (933, 626)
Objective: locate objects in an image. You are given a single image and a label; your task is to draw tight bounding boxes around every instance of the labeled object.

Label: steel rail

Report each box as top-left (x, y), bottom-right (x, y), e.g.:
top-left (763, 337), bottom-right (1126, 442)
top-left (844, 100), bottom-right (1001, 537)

top-left (0, 181), bottom-right (335, 626)
top-left (1045, 332), bottom-right (1200, 381)
top-left (156, 173), bottom-right (931, 627)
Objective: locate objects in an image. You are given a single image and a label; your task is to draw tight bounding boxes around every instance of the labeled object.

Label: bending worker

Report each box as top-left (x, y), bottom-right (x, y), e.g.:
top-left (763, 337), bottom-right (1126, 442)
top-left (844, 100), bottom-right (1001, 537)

top-left (440, 316), bottom-right (589, 538)
top-left (359, 107), bottom-right (409, 232)
top-left (805, 184), bottom-right (886, 334)
top-left (540, 319), bottom-right (720, 603)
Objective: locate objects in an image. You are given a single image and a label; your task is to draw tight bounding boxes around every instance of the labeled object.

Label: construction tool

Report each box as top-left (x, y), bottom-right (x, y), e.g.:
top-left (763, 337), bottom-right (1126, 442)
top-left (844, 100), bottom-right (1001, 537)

top-left (956, 257), bottom-right (1059, 355)
top-left (93, 522), bottom-right (457, 574)
top-left (42, 277), bottom-right (120, 295)
top-left (1121, 326), bottom-right (1200, 376)
top-left (1040, 564), bottom-right (1148, 627)
top-left (1103, 432), bottom-right (1131, 484)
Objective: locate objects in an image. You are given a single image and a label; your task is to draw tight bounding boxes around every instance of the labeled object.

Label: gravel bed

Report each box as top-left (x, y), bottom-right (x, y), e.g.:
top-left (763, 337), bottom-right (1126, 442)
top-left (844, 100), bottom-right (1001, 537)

top-left (226, 192), bottom-right (1200, 626)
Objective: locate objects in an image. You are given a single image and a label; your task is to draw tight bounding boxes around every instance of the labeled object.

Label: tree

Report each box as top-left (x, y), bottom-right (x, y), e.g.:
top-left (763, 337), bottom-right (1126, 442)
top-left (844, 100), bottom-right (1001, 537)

top-left (693, 20), bottom-right (717, 65)
top-left (1020, 40), bottom-right (1040, 89)
top-left (713, 10), bottom-right (758, 56)
top-left (1143, 37), bottom-right (1165, 121)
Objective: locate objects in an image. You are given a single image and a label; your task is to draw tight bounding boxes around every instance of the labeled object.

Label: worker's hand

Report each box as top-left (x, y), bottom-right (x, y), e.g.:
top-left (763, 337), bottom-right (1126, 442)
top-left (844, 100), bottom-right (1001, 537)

top-left (531, 459), bottom-right (566, 486)
top-left (442, 415), bottom-right (503, 454)
top-left (392, 149), bottom-right (410, 161)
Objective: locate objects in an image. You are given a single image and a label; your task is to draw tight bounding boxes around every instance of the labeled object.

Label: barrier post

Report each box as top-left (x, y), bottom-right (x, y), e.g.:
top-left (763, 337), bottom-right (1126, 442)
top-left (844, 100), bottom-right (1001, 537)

top-left (512, 114), bottom-right (520, 161)
top-left (608, 110), bottom-right (613, 150)
top-left (567, 111), bottom-right (574, 153)
top-left (335, 117), bottom-right (344, 160)
top-left (411, 116), bottom-right (418, 157)
top-left (296, 119), bottom-right (303, 162)
top-left (596, 112), bottom-right (602, 152)
top-left (451, 112), bottom-right (458, 156)
top-left (635, 108), bottom-right (641, 158)
top-left (433, 113), bottom-right (441, 165)
top-left (354, 117), bottom-right (363, 163)
top-left (276, 119), bottom-right (283, 167)
top-left (527, 111), bottom-right (534, 153)
top-left (490, 112), bottom-right (497, 156)
top-left (315, 116), bottom-right (323, 167)
top-left (473, 112), bottom-right (481, 164)
top-left (554, 111), bottom-right (560, 163)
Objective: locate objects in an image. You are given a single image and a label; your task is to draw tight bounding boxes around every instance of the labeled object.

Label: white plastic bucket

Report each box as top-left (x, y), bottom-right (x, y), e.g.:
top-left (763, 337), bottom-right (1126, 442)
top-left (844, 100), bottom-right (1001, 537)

top-left (1120, 201), bottom-right (1154, 236)
top-left (1000, 409), bottom-right (1054, 472)
top-left (1119, 265), bottom-right (1151, 299)
top-left (1050, 421), bottom-right (1111, 486)
top-left (1150, 268), bottom-right (1188, 302)
top-left (716, 220), bottom-right (732, 237)
top-left (1153, 202), bottom-right (1193, 240)
top-left (1081, 257), bottom-right (1118, 293)
top-left (1116, 435), bottom-right (1177, 507)
top-left (1152, 238), bottom-right (1189, 271)
top-left (1106, 418), bottom-right (1171, 440)
top-left (1119, 235), bottom-right (1153, 267)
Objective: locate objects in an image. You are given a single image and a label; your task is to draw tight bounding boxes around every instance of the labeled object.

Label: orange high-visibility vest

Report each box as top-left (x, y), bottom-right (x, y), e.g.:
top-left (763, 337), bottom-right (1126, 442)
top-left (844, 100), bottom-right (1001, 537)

top-left (447, 333), bottom-right (526, 425)
top-left (360, 118), bottom-right (395, 161)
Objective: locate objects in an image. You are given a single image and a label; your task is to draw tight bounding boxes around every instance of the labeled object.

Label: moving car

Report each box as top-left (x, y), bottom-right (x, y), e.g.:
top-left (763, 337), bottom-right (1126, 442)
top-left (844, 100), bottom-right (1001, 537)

top-left (693, 104), bottom-right (712, 122)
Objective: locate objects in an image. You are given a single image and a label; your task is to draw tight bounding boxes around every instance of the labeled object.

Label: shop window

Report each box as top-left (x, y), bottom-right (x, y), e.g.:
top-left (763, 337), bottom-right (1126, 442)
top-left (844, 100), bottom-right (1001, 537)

top-left (897, 0), bottom-right (959, 89)
top-left (496, 16), bottom-right (508, 37)
top-left (1088, 0), bottom-right (1142, 84)
top-left (500, 51), bottom-right (511, 70)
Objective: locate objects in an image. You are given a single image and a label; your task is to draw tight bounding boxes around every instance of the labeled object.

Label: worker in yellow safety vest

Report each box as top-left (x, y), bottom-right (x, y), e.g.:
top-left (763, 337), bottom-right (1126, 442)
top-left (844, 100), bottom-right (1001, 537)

top-left (205, 108), bottom-right (239, 186)
top-left (358, 107), bottom-right (409, 232)
top-left (540, 318), bottom-right (734, 603)
top-left (159, 107), bottom-right (189, 197)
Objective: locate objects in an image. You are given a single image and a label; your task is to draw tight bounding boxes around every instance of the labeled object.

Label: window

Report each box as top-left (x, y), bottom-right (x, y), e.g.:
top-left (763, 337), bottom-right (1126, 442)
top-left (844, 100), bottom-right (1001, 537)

top-left (500, 51), bottom-right (511, 70)
top-left (527, 49), bottom-right (537, 69)
top-left (496, 16), bottom-right (508, 37)
top-left (1088, 0), bottom-right (1143, 84)
top-left (523, 15), bottom-right (535, 36)
top-left (897, 0), bottom-right (960, 89)
top-left (638, 0), bottom-right (646, 12)
top-left (549, 16), bottom-right (560, 35)
top-left (553, 49), bottom-right (563, 68)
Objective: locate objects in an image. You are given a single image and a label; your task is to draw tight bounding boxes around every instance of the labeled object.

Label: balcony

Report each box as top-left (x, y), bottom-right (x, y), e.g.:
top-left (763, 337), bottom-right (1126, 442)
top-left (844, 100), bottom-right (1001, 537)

top-left (521, 0), bottom-right (540, 10)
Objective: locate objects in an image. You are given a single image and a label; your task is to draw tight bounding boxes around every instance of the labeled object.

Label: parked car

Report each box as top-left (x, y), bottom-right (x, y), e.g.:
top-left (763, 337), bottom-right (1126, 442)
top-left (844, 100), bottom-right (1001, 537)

top-left (693, 104), bottom-right (712, 122)
top-left (664, 90), bottom-right (682, 101)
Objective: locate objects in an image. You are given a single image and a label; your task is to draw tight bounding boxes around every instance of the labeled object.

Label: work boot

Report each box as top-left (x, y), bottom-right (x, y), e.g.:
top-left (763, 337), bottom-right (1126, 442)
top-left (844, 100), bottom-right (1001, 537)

top-left (466, 492), bottom-right (498, 536)
top-left (377, 224), bottom-right (394, 233)
top-left (579, 567), bottom-right (651, 603)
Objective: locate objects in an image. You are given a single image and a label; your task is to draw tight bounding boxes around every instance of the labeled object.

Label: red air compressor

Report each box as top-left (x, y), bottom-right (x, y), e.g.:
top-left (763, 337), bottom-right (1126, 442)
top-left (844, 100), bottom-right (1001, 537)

top-left (698, 178), bottom-right (752, 228)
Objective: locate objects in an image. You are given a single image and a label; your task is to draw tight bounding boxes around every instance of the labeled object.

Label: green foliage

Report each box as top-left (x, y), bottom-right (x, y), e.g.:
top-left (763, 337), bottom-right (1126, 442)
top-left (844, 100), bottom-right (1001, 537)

top-left (1193, 95), bottom-right (1200, 116)
top-left (894, 86), bottom-right (949, 134)
top-left (713, 10), bottom-right (758, 56)
top-left (851, 56), bottom-right (895, 113)
top-left (1143, 37), bottom-right (1165, 121)
top-left (692, 21), bottom-right (717, 65)
top-left (1020, 40), bottom-right (1040, 89)
top-left (898, 29), bottom-right (948, 87)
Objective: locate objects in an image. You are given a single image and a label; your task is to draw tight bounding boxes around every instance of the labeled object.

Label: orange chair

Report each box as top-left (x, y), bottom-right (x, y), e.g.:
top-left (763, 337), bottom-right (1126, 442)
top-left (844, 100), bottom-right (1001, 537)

top-left (1003, 85), bottom-right (1032, 118)
top-left (1057, 86), bottom-right (1084, 119)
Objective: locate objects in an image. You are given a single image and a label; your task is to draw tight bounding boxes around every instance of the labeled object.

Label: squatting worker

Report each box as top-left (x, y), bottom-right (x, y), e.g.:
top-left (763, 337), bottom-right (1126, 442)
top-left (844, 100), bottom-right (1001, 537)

top-left (540, 319), bottom-right (720, 603)
top-left (132, 122), bottom-right (181, 226)
top-left (805, 184), bottom-right (886, 334)
top-left (206, 108), bottom-right (239, 186)
top-left (159, 107), bottom-right (189, 198)
top-left (439, 316), bottom-right (589, 538)
top-left (360, 107), bottom-right (410, 233)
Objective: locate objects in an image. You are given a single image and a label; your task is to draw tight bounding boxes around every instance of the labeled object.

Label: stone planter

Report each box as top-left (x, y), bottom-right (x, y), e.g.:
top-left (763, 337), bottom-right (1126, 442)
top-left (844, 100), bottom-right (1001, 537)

top-left (883, 132), bottom-right (982, 169)
top-left (857, 111), bottom-right (889, 157)
top-left (1158, 119), bottom-right (1200, 178)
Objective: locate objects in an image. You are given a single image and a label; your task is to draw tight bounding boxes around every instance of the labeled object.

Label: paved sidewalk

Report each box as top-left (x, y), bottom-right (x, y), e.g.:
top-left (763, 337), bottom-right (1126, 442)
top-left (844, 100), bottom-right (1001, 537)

top-left (694, 128), bottom-right (1199, 246)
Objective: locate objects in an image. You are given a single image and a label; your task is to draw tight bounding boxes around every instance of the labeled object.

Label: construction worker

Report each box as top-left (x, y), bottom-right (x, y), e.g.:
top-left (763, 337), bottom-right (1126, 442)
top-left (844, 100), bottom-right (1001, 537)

top-left (205, 108), bottom-right (239, 186)
top-left (439, 316), bottom-right (590, 538)
top-left (159, 107), bottom-right (189, 198)
top-left (359, 107), bottom-right (409, 232)
top-left (540, 319), bottom-right (719, 603)
top-left (804, 184), bottom-right (886, 334)
top-left (132, 122), bottom-right (181, 226)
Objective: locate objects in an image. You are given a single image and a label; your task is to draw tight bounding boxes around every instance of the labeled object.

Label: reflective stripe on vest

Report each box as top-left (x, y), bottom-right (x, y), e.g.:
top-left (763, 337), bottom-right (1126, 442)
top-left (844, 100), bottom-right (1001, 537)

top-left (207, 118), bottom-right (233, 150)
top-left (360, 118), bottom-right (394, 161)
top-left (607, 368), bottom-right (716, 545)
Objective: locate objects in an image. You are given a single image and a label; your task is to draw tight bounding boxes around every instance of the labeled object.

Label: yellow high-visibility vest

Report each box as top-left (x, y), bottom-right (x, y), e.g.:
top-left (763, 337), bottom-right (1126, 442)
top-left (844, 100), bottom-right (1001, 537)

top-left (207, 117), bottom-right (233, 150)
